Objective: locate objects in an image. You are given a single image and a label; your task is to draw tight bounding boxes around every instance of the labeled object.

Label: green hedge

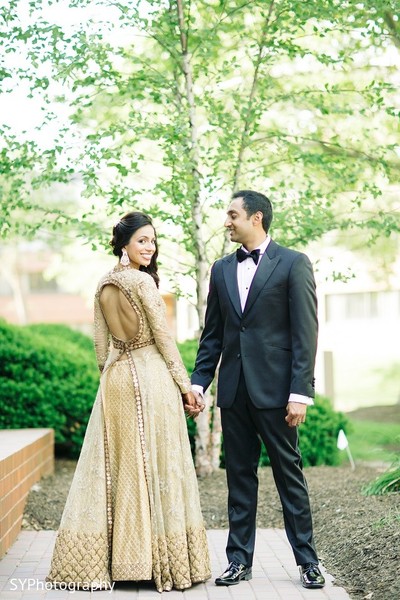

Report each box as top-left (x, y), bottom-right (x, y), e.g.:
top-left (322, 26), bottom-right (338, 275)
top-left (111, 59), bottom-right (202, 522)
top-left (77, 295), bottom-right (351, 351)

top-left (0, 325), bottom-right (348, 467)
top-left (26, 323), bottom-right (94, 353)
top-left (0, 321), bottom-right (98, 457)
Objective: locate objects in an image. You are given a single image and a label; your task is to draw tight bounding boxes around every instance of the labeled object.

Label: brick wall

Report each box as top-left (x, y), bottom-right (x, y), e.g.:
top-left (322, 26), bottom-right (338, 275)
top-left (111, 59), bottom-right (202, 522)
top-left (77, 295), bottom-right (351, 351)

top-left (0, 429), bottom-right (54, 558)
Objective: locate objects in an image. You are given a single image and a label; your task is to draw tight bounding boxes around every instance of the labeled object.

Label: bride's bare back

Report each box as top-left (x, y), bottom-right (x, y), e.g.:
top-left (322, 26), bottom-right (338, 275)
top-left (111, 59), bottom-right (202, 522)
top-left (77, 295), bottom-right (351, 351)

top-left (100, 285), bottom-right (139, 356)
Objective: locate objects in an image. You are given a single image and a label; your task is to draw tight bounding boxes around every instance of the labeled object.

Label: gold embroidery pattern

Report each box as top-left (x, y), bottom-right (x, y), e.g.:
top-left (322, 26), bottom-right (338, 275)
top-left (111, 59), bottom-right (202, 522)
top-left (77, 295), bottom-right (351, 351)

top-left (103, 360), bottom-right (152, 583)
top-left (47, 530), bottom-right (110, 586)
top-left (152, 527), bottom-right (211, 592)
top-left (111, 336), bottom-right (155, 351)
top-left (103, 421), bottom-right (113, 554)
top-left (127, 351), bottom-right (149, 486)
top-left (111, 562), bottom-right (152, 582)
top-left (93, 294), bottom-right (110, 372)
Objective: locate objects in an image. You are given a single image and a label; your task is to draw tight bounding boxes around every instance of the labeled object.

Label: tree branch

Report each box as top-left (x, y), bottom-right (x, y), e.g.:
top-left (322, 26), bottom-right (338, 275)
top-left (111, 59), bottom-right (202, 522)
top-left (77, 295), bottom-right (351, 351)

top-left (176, 0), bottom-right (207, 323)
top-left (383, 11), bottom-right (400, 49)
top-left (230, 1), bottom-right (276, 193)
top-left (219, 1), bottom-right (276, 256)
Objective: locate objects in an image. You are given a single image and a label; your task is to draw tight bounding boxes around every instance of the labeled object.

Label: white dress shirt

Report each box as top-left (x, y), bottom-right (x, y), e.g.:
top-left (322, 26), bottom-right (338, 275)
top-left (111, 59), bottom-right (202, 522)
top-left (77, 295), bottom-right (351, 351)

top-left (238, 236), bottom-right (270, 311)
top-left (193, 237), bottom-right (313, 406)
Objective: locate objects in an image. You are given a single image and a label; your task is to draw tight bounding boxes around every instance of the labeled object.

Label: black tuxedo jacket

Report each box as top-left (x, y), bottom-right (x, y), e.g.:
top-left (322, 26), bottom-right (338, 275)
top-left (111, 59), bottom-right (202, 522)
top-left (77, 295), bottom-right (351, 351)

top-left (191, 240), bottom-right (318, 409)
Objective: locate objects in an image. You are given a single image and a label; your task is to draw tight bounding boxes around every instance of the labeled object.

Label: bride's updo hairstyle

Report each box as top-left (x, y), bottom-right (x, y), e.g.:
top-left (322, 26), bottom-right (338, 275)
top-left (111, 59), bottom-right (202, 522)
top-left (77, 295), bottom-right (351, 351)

top-left (110, 211), bottom-right (160, 288)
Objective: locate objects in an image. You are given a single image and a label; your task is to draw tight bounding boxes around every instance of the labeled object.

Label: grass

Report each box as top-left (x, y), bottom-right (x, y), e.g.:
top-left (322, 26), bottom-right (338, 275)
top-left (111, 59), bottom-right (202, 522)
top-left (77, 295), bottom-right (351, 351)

top-left (363, 464), bottom-right (400, 496)
top-left (371, 507), bottom-right (400, 529)
top-left (362, 453), bottom-right (400, 496)
top-left (342, 418), bottom-right (400, 464)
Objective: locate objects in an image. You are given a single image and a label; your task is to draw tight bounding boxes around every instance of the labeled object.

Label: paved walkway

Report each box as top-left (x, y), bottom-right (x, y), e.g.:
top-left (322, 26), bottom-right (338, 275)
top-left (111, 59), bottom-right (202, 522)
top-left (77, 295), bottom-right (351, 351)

top-left (0, 529), bottom-right (351, 600)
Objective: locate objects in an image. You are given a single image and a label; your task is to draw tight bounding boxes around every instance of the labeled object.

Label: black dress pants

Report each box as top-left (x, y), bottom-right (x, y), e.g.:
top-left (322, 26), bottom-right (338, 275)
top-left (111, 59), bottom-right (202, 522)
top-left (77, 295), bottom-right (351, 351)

top-left (220, 371), bottom-right (319, 567)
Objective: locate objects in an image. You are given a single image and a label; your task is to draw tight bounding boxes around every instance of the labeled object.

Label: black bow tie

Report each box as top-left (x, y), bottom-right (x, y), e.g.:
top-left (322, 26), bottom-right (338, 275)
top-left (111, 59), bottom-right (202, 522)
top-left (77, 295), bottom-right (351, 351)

top-left (236, 247), bottom-right (260, 265)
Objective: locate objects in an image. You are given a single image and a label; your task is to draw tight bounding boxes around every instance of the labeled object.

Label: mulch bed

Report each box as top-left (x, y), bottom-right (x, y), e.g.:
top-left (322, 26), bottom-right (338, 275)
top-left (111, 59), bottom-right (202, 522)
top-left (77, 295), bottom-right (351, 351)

top-left (22, 459), bottom-right (399, 600)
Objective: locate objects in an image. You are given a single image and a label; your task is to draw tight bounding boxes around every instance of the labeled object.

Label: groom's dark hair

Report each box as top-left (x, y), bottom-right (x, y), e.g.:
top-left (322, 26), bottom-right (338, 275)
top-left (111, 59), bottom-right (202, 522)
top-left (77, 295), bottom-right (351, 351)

top-left (233, 190), bottom-right (273, 233)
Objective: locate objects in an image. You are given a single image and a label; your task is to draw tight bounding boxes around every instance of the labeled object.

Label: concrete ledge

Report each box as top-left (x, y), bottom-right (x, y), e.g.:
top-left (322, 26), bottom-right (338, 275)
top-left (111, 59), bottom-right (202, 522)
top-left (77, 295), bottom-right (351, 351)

top-left (0, 428), bottom-right (54, 558)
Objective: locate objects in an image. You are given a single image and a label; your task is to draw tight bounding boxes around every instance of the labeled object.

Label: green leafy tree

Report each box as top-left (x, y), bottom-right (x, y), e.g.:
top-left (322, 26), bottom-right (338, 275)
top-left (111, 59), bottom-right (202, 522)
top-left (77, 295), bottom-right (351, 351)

top-left (1, 0), bottom-right (399, 472)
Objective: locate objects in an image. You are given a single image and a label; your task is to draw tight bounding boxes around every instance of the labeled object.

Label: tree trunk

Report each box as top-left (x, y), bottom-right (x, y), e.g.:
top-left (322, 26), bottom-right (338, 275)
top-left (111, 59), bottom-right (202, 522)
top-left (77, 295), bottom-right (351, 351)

top-left (1, 248), bottom-right (28, 324)
top-left (176, 0), bottom-right (214, 475)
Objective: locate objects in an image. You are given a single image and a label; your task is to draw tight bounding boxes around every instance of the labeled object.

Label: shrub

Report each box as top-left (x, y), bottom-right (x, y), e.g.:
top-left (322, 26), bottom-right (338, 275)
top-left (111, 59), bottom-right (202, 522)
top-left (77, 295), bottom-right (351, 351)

top-left (0, 321), bottom-right (98, 457)
top-left (177, 338), bottom-right (199, 377)
top-left (177, 339), bottom-right (349, 468)
top-left (26, 323), bottom-right (94, 353)
top-left (263, 395), bottom-right (350, 467)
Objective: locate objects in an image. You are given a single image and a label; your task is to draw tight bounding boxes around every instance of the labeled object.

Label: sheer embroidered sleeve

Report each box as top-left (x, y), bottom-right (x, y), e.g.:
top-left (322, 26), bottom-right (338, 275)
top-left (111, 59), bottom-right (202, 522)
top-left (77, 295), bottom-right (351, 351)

top-left (93, 291), bottom-right (110, 373)
top-left (137, 275), bottom-right (191, 393)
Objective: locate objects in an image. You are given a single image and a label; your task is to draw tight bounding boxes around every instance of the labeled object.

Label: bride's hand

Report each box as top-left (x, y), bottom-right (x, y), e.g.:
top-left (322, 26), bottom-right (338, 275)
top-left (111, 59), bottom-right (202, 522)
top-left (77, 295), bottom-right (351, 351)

top-left (182, 391), bottom-right (201, 418)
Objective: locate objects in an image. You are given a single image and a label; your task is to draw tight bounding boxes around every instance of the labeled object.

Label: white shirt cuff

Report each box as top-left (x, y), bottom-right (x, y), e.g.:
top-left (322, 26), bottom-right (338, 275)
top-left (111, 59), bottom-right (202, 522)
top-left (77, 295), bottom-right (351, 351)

top-left (288, 393), bottom-right (314, 406)
top-left (191, 384), bottom-right (204, 397)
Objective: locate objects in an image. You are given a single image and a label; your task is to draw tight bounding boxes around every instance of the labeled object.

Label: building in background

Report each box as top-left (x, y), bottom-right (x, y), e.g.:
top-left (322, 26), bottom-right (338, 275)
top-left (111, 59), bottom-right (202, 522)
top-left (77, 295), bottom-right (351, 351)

top-left (311, 244), bottom-right (400, 412)
top-left (315, 278), bottom-right (400, 412)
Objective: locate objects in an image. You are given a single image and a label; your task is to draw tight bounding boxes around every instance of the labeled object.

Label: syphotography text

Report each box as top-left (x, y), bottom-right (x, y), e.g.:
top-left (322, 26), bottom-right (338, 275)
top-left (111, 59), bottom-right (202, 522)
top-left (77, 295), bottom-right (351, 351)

top-left (9, 578), bottom-right (116, 592)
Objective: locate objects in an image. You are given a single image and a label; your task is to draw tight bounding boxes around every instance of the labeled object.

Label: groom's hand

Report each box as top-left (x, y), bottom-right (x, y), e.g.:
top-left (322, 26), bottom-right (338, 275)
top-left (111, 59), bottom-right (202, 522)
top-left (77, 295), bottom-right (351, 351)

top-left (192, 390), bottom-right (206, 413)
top-left (285, 402), bottom-right (307, 427)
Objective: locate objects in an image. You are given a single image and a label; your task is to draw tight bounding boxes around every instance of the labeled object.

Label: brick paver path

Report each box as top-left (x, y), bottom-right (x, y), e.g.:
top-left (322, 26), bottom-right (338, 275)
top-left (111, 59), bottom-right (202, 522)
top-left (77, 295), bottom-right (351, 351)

top-left (0, 529), bottom-right (351, 599)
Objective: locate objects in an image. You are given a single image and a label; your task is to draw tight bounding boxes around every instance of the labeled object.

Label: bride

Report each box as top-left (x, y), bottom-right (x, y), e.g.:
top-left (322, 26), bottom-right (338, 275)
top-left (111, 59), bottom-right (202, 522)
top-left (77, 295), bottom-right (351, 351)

top-left (47, 211), bottom-right (211, 592)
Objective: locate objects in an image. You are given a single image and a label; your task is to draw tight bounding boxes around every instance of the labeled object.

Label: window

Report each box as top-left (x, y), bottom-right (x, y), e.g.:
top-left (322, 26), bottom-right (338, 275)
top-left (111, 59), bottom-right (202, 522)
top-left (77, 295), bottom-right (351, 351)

top-left (0, 277), bottom-right (13, 296)
top-left (325, 291), bottom-right (400, 321)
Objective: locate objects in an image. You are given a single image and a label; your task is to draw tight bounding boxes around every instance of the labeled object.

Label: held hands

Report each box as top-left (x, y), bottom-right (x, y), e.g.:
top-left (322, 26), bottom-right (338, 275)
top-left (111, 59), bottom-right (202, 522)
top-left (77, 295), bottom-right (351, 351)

top-left (182, 391), bottom-right (205, 419)
top-left (285, 402), bottom-right (307, 428)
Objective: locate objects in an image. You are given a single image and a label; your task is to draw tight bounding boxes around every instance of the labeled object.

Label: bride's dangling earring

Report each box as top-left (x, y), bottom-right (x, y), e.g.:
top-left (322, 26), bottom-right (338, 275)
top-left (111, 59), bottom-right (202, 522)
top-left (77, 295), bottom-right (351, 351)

top-left (120, 248), bottom-right (130, 267)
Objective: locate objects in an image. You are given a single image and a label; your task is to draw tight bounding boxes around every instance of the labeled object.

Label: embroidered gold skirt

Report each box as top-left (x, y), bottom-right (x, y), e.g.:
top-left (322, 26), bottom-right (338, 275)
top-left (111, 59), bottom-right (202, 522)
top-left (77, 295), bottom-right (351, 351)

top-left (47, 345), bottom-right (211, 592)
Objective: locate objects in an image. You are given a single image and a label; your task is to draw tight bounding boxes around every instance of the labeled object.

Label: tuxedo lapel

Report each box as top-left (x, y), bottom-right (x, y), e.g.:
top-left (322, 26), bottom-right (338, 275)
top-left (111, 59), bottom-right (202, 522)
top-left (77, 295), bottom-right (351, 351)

top-left (243, 243), bottom-right (281, 316)
top-left (222, 255), bottom-right (242, 318)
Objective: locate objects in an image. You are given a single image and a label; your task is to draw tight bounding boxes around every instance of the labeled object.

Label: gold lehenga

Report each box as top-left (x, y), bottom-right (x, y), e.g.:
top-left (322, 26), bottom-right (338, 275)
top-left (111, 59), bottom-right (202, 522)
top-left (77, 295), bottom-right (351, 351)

top-left (47, 267), bottom-right (211, 592)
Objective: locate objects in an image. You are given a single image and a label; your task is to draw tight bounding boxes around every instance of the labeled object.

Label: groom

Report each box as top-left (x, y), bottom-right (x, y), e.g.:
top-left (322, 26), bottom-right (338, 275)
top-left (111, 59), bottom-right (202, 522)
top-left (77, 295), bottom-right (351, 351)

top-left (191, 190), bottom-right (325, 589)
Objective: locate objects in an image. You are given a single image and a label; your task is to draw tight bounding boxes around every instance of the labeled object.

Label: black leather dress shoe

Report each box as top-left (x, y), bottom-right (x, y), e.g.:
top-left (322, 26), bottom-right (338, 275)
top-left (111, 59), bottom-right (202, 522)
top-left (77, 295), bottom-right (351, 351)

top-left (300, 563), bottom-right (325, 589)
top-left (215, 561), bottom-right (252, 586)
